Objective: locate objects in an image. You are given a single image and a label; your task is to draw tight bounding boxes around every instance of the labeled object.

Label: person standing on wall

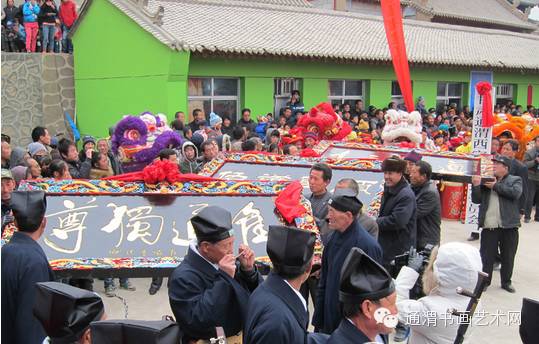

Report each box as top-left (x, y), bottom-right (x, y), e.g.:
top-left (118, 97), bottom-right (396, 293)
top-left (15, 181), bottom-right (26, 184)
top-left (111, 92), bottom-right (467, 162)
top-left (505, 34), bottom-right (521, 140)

top-left (58, 0), bottom-right (76, 53)
top-left (38, 0), bottom-right (57, 53)
top-left (22, 0), bottom-right (40, 52)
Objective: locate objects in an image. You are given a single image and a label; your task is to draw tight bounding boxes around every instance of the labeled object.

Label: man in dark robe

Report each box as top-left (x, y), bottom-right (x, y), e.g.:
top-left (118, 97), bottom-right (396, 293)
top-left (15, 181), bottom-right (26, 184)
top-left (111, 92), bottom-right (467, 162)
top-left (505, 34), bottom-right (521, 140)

top-left (2, 191), bottom-right (54, 344)
top-left (328, 248), bottom-right (397, 343)
top-left (168, 205), bottom-right (262, 343)
top-left (312, 189), bottom-right (383, 334)
top-left (34, 282), bottom-right (106, 344)
top-left (244, 225), bottom-right (316, 343)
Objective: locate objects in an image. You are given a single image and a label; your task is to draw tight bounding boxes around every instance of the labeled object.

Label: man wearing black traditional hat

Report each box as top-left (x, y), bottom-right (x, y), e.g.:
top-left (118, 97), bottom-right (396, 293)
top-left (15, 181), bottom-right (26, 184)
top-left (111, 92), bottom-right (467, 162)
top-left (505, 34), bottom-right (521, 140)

top-left (90, 319), bottom-right (181, 344)
top-left (2, 191), bottom-right (55, 344)
top-left (377, 157), bottom-right (417, 272)
top-left (328, 248), bottom-right (397, 343)
top-left (34, 282), bottom-right (106, 344)
top-left (312, 188), bottom-right (382, 334)
top-left (244, 225), bottom-right (316, 343)
top-left (168, 205), bottom-right (263, 343)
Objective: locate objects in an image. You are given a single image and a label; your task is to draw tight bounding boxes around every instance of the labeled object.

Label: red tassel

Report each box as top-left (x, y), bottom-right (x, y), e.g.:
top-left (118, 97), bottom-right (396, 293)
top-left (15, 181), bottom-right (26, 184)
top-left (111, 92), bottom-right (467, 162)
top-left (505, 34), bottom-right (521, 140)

top-left (476, 82), bottom-right (494, 128)
top-left (381, 0), bottom-right (414, 112)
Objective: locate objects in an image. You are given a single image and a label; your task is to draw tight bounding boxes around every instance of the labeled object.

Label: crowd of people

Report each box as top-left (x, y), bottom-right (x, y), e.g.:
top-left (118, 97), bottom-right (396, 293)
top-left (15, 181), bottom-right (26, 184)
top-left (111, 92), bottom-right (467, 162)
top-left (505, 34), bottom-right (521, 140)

top-left (1, 157), bottom-right (537, 344)
top-left (1, 0), bottom-right (77, 53)
top-left (1, 93), bottom-right (539, 344)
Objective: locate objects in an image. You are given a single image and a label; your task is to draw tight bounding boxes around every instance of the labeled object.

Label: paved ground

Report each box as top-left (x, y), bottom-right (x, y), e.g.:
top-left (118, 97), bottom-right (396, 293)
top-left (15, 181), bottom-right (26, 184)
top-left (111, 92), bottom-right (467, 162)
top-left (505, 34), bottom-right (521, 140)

top-left (98, 219), bottom-right (538, 343)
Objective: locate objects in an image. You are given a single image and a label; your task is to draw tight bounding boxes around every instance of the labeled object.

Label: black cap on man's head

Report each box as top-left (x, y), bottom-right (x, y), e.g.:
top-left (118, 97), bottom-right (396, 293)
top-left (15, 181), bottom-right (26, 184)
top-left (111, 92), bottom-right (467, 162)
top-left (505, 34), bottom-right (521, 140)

top-left (34, 282), bottom-right (104, 344)
top-left (191, 206), bottom-right (234, 243)
top-left (267, 225), bottom-right (316, 276)
top-left (10, 191), bottom-right (47, 232)
top-left (339, 248), bottom-right (395, 304)
top-left (328, 188), bottom-right (363, 217)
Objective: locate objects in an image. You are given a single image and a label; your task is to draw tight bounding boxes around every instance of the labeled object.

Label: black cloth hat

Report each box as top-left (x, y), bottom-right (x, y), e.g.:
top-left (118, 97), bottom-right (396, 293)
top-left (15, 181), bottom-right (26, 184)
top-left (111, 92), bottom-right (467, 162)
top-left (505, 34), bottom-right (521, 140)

top-left (492, 154), bottom-right (512, 168)
top-left (33, 282), bottom-right (104, 344)
top-left (267, 225), bottom-right (316, 275)
top-left (339, 247), bottom-right (395, 304)
top-left (90, 320), bottom-right (181, 344)
top-left (10, 190), bottom-right (47, 232)
top-left (328, 188), bottom-right (363, 216)
top-left (381, 157), bottom-right (407, 174)
top-left (520, 297), bottom-right (539, 344)
top-left (191, 205), bottom-right (234, 243)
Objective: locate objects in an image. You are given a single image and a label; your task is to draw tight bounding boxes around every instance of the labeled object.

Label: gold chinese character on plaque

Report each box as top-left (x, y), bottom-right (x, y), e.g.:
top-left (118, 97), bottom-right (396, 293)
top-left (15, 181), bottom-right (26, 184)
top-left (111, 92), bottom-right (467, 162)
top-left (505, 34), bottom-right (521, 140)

top-left (217, 171), bottom-right (248, 180)
top-left (233, 202), bottom-right (267, 246)
top-left (44, 199), bottom-right (98, 254)
top-left (101, 204), bottom-right (164, 247)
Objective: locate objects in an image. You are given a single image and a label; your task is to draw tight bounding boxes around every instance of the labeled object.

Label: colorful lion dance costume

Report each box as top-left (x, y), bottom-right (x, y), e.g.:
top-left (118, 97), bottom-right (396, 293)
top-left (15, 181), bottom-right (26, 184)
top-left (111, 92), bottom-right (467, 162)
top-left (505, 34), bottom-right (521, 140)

top-left (493, 113), bottom-right (539, 159)
top-left (381, 109), bottom-right (423, 147)
top-left (293, 102), bottom-right (352, 141)
top-left (111, 112), bottom-right (183, 172)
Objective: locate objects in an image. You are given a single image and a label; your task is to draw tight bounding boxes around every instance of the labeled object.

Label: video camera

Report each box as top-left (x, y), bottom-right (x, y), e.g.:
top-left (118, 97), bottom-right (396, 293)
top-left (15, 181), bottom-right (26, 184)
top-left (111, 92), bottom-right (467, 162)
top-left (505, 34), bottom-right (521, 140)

top-left (389, 244), bottom-right (435, 299)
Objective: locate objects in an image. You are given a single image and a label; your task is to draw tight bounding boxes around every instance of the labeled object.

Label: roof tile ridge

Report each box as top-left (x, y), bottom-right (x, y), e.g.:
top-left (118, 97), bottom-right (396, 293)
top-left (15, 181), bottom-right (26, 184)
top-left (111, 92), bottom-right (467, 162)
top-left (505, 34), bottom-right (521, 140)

top-left (109, 0), bottom-right (186, 50)
top-left (403, 17), bottom-right (539, 40)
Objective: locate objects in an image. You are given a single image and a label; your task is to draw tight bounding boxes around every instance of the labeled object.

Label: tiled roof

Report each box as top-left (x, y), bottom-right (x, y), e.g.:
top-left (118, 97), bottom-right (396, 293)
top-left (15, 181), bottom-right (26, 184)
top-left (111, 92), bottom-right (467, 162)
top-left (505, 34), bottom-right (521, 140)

top-left (101, 0), bottom-right (539, 70)
top-left (421, 0), bottom-right (536, 30)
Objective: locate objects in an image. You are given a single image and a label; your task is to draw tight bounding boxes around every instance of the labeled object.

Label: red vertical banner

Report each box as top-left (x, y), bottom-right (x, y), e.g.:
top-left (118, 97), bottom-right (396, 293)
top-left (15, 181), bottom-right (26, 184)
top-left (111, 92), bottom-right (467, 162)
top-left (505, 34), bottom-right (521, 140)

top-left (528, 84), bottom-right (533, 106)
top-left (380, 0), bottom-right (414, 112)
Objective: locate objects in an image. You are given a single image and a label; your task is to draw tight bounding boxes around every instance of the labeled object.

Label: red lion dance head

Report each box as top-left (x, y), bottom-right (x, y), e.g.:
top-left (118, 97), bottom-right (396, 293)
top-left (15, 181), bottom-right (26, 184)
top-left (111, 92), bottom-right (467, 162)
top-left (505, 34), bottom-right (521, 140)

top-left (295, 102), bottom-right (352, 141)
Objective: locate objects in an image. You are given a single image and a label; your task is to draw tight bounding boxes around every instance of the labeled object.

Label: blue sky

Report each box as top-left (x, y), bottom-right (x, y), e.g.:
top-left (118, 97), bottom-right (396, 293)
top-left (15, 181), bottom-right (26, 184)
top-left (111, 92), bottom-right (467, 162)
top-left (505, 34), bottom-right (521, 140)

top-left (530, 6), bottom-right (539, 20)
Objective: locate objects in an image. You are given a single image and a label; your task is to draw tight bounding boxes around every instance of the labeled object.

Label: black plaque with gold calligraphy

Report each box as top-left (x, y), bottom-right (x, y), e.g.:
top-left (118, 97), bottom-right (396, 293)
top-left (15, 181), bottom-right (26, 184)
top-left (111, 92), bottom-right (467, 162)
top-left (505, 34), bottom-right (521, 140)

top-left (212, 162), bottom-right (385, 213)
top-left (321, 146), bottom-right (478, 182)
top-left (40, 194), bottom-right (282, 278)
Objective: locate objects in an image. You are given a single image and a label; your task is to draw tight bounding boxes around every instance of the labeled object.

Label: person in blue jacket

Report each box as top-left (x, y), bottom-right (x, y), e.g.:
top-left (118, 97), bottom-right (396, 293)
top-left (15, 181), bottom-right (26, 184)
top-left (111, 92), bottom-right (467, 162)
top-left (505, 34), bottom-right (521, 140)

top-left (312, 188), bottom-right (383, 334)
top-left (22, 0), bottom-right (40, 52)
top-left (168, 205), bottom-right (262, 343)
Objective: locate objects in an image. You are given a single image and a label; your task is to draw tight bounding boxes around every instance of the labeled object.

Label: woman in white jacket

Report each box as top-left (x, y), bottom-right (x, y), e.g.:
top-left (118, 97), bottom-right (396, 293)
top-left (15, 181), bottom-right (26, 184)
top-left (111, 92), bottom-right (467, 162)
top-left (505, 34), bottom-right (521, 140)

top-left (396, 242), bottom-right (483, 344)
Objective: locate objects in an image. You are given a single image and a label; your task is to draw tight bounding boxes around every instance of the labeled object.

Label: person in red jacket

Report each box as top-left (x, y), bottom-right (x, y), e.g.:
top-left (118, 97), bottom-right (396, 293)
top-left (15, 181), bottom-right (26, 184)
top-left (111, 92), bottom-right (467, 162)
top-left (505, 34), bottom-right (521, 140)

top-left (58, 0), bottom-right (76, 53)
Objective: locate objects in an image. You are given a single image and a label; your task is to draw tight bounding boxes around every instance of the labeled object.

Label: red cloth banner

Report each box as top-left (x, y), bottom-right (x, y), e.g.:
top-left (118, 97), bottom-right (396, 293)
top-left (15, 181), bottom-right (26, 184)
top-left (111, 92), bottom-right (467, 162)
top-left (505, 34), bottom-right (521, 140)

top-left (380, 0), bottom-right (414, 112)
top-left (528, 84), bottom-right (533, 106)
top-left (476, 82), bottom-right (494, 128)
top-left (274, 180), bottom-right (307, 223)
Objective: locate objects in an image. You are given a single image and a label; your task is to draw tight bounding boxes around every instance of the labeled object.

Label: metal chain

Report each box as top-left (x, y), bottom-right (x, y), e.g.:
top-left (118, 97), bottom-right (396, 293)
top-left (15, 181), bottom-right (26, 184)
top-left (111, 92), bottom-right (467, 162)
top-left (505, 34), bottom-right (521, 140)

top-left (112, 293), bottom-right (129, 319)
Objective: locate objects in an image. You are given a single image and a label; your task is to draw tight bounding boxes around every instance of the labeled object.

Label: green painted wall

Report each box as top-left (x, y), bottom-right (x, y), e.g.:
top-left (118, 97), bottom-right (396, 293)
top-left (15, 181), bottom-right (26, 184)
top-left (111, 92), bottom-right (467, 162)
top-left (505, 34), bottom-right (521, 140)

top-left (495, 72), bottom-right (539, 106)
top-left (302, 78), bottom-right (329, 110)
top-left (241, 77), bottom-right (274, 116)
top-left (413, 80), bottom-right (437, 109)
top-left (190, 57), bottom-right (534, 114)
top-left (370, 79), bottom-right (392, 109)
top-left (72, 0), bottom-right (190, 137)
top-left (73, 2), bottom-right (539, 136)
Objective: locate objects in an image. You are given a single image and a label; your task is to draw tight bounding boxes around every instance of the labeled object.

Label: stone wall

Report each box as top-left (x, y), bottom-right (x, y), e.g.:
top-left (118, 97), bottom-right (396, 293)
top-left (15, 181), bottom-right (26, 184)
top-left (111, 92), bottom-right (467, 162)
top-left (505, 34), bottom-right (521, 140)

top-left (1, 53), bottom-right (75, 147)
